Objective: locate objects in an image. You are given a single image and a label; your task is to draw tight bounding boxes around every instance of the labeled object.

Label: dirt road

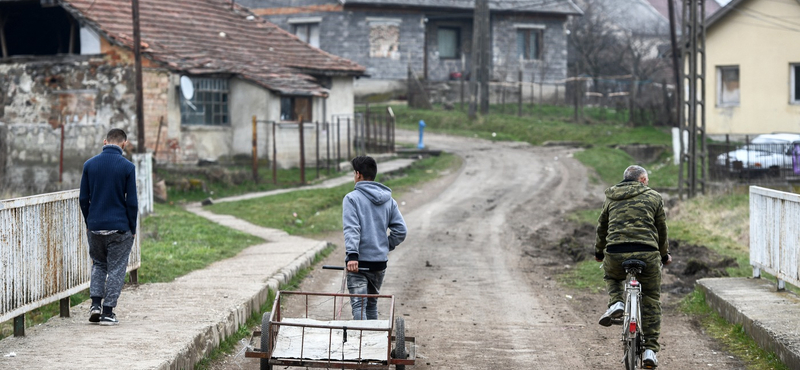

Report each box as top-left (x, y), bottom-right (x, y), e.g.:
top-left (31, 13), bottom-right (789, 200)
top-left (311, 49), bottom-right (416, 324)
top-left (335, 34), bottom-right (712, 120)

top-left (212, 131), bottom-right (745, 369)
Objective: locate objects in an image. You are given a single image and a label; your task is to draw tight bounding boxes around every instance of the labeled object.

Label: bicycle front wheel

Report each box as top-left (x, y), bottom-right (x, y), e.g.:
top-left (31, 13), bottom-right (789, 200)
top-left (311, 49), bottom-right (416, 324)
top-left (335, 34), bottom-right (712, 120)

top-left (625, 335), bottom-right (638, 370)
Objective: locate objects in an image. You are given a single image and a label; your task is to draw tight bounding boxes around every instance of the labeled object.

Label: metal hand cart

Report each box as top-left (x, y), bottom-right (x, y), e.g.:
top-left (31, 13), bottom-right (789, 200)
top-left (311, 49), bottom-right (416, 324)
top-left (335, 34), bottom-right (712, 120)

top-left (245, 290), bottom-right (416, 370)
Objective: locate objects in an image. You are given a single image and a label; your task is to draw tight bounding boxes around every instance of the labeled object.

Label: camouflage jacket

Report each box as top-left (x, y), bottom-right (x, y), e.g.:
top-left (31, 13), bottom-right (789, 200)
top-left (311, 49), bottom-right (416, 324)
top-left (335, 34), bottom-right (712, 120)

top-left (595, 180), bottom-right (668, 258)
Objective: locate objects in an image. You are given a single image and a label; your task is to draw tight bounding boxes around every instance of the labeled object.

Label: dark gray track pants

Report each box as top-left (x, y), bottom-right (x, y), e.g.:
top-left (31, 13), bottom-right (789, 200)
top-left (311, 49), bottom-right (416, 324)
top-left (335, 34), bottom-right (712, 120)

top-left (88, 231), bottom-right (134, 308)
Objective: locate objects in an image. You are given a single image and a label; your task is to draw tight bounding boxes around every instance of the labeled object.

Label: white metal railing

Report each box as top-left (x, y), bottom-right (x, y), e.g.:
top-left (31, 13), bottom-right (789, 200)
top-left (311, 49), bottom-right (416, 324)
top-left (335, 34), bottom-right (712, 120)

top-left (750, 186), bottom-right (800, 290)
top-left (0, 155), bottom-right (151, 324)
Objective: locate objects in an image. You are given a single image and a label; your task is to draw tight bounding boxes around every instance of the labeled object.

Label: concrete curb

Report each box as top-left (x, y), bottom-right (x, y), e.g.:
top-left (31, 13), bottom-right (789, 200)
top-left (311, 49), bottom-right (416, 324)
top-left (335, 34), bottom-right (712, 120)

top-left (160, 240), bottom-right (330, 370)
top-left (698, 277), bottom-right (800, 369)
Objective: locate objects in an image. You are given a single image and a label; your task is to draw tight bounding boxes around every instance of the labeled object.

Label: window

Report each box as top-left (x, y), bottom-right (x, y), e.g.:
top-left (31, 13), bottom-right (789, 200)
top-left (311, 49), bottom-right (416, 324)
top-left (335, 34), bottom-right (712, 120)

top-left (437, 27), bottom-right (460, 59)
top-left (180, 78), bottom-right (229, 125)
top-left (791, 64), bottom-right (800, 104)
top-left (0, 1), bottom-right (80, 57)
top-left (293, 23), bottom-right (320, 48)
top-left (516, 28), bottom-right (543, 61)
top-left (717, 66), bottom-right (740, 106)
top-left (280, 96), bottom-right (312, 122)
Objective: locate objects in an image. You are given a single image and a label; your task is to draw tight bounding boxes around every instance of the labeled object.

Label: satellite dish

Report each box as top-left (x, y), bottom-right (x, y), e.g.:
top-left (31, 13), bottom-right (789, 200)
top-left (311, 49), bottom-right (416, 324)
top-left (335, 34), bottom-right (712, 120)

top-left (180, 76), bottom-right (194, 100)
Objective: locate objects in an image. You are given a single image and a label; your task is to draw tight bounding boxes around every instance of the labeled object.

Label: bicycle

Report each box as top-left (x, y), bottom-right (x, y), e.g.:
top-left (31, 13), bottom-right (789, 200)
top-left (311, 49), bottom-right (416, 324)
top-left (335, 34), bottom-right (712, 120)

top-left (613, 259), bottom-right (650, 370)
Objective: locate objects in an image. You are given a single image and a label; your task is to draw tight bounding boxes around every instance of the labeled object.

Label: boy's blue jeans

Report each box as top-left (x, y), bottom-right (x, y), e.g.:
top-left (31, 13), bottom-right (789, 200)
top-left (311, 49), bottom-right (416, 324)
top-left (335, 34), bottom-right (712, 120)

top-left (347, 269), bottom-right (385, 320)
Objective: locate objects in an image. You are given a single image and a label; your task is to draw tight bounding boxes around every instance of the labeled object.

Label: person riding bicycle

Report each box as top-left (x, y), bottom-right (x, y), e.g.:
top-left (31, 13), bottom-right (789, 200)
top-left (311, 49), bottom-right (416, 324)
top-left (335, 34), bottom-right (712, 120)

top-left (595, 165), bottom-right (672, 368)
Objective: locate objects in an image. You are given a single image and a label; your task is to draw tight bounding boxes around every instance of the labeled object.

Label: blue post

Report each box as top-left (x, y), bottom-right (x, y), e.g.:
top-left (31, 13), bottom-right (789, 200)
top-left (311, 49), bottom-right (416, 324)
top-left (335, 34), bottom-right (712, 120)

top-left (418, 120), bottom-right (426, 149)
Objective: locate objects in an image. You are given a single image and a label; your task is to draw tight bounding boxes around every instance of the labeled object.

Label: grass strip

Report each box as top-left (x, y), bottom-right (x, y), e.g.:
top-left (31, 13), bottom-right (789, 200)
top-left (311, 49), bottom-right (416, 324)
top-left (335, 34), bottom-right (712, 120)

top-left (680, 289), bottom-right (790, 370)
top-left (209, 153), bottom-right (460, 236)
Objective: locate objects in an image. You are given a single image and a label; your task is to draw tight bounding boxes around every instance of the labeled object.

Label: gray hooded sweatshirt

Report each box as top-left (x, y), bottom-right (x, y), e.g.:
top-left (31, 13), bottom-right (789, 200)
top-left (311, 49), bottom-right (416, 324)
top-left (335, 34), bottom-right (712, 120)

top-left (343, 181), bottom-right (407, 270)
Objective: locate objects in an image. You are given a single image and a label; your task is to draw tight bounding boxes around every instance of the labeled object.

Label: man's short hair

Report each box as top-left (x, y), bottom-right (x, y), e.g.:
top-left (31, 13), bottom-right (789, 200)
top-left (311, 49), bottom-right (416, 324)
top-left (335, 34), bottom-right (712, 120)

top-left (106, 128), bottom-right (127, 144)
top-left (623, 165), bottom-right (647, 181)
top-left (351, 156), bottom-right (377, 181)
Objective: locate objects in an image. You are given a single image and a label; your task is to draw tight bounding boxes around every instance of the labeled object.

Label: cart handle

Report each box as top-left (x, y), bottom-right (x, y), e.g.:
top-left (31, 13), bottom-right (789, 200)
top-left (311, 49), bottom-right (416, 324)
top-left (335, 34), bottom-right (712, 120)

top-left (322, 265), bottom-right (369, 271)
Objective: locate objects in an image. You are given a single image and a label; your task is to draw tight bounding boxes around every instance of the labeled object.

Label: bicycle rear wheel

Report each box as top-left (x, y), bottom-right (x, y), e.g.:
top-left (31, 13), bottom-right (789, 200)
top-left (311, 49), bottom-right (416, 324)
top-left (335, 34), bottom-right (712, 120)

top-left (625, 335), bottom-right (638, 370)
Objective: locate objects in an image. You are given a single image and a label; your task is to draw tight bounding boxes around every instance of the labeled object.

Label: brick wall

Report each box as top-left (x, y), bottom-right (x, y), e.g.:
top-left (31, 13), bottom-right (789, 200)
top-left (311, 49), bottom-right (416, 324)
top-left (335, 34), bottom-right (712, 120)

top-left (142, 70), bottom-right (170, 158)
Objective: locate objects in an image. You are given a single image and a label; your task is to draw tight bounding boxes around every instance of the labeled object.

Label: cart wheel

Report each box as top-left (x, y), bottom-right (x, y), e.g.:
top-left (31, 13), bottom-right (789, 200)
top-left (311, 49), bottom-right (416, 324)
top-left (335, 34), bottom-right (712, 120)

top-left (393, 317), bottom-right (406, 370)
top-left (260, 312), bottom-right (272, 370)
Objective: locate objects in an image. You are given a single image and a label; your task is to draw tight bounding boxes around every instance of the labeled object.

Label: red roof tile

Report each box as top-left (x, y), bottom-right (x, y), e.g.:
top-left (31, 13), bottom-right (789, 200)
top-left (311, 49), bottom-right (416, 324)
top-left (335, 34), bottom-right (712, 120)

top-left (61, 0), bottom-right (365, 96)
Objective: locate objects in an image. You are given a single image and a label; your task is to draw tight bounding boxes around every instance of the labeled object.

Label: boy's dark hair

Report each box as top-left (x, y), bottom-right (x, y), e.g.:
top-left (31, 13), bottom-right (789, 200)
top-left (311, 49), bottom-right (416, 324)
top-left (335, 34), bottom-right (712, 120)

top-left (106, 128), bottom-right (128, 144)
top-left (351, 156), bottom-right (377, 181)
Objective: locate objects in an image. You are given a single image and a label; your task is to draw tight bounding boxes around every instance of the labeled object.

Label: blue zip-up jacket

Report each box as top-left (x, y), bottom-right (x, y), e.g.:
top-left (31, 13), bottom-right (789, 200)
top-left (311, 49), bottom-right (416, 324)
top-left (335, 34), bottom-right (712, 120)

top-left (79, 145), bottom-right (138, 232)
top-left (342, 181), bottom-right (407, 270)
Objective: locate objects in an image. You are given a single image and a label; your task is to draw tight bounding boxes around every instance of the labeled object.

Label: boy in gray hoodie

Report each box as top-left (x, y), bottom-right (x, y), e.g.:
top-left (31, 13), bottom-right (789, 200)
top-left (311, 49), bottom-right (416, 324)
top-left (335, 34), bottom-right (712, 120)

top-left (343, 156), bottom-right (407, 320)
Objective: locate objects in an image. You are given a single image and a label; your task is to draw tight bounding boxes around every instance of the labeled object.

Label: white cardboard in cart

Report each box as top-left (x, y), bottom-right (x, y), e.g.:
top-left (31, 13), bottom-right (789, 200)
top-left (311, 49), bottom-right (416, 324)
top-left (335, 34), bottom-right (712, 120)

top-left (271, 318), bottom-right (391, 361)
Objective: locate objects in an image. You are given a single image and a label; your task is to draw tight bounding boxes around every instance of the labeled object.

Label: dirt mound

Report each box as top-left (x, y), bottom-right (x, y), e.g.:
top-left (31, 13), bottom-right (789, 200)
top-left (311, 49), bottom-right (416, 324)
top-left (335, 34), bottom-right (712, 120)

top-left (552, 222), bottom-right (740, 296)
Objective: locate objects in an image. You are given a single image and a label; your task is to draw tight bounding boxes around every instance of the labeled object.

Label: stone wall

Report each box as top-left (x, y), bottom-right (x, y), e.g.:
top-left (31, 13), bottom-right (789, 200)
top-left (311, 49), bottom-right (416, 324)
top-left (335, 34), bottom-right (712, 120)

top-left (492, 14), bottom-right (569, 84)
top-left (264, 10), bottom-right (426, 81)
top-left (3, 122), bottom-right (110, 194)
top-left (0, 56), bottom-right (135, 133)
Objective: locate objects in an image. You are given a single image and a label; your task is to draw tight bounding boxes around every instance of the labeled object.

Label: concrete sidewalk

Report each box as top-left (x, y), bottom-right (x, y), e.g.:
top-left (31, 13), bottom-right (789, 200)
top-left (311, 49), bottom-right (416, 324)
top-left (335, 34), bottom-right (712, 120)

top-left (211, 157), bottom-right (415, 204)
top-left (0, 157), bottom-right (417, 369)
top-left (698, 277), bottom-right (800, 369)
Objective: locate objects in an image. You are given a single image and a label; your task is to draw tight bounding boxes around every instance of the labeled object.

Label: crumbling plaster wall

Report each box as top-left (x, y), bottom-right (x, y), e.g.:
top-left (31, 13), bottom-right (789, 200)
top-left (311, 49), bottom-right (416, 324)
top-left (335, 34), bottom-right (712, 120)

top-left (0, 56), bottom-right (136, 193)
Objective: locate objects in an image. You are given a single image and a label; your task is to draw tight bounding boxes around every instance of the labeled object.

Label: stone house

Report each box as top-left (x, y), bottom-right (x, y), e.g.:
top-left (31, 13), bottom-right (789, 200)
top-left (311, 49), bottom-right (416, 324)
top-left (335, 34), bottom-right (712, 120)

top-left (0, 0), bottom-right (365, 193)
top-left (240, 0), bottom-right (582, 99)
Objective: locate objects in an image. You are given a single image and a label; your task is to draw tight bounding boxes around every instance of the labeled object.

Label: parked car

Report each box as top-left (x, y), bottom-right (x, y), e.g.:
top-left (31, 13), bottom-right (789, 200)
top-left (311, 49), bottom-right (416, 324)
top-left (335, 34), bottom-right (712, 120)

top-left (715, 133), bottom-right (800, 175)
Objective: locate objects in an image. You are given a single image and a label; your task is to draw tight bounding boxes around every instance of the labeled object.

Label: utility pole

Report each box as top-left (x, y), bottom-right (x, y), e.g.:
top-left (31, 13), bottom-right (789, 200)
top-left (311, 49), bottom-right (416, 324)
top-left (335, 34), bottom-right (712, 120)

top-left (479, 0), bottom-right (490, 115)
top-left (679, 0), bottom-right (707, 198)
top-left (468, 0), bottom-right (483, 119)
top-left (132, 0), bottom-right (145, 153)
top-left (469, 0), bottom-right (490, 118)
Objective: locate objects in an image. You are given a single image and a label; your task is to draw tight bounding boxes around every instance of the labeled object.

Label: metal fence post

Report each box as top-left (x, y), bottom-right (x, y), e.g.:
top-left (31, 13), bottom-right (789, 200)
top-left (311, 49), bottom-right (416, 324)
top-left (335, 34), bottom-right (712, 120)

top-left (347, 117), bottom-right (351, 161)
top-left (14, 315), bottom-right (24, 337)
top-left (272, 121), bottom-right (277, 185)
top-left (299, 117), bottom-right (306, 184)
top-left (316, 121), bottom-right (320, 180)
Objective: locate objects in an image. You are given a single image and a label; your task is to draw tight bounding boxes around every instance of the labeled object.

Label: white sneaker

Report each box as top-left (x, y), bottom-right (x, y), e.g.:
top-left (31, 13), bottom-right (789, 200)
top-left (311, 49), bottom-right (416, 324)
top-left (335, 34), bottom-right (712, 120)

top-left (643, 349), bottom-right (658, 368)
top-left (598, 301), bottom-right (624, 326)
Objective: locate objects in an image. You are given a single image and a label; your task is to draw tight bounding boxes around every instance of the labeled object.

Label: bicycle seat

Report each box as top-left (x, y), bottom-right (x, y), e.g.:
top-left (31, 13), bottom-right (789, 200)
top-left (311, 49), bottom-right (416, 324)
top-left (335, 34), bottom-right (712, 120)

top-left (622, 259), bottom-right (647, 271)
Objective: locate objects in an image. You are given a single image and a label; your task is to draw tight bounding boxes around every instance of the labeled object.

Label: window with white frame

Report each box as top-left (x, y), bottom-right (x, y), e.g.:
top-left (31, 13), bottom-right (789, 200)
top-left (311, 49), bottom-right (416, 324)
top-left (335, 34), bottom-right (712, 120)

top-left (791, 63), bottom-right (800, 104)
top-left (437, 27), bottom-right (460, 59)
top-left (516, 25), bottom-right (544, 61)
top-left (717, 66), bottom-right (740, 106)
top-left (293, 23), bottom-right (320, 48)
top-left (180, 78), bottom-right (229, 125)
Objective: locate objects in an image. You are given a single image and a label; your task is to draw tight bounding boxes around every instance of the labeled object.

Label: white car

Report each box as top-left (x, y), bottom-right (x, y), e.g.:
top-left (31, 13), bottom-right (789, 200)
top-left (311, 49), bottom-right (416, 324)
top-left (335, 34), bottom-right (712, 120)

top-left (715, 133), bottom-right (800, 172)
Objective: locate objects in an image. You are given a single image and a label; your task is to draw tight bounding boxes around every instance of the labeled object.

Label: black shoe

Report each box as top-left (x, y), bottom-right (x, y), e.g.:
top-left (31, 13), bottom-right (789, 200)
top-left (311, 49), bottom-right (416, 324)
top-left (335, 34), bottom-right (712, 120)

top-left (89, 305), bottom-right (102, 323)
top-left (598, 301), bottom-right (624, 327)
top-left (99, 313), bottom-right (119, 326)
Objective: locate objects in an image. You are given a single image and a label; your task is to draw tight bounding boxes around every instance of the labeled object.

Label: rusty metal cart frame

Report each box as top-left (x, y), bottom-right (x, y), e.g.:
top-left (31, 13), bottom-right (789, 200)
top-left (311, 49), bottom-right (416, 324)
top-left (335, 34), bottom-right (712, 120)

top-left (245, 291), bottom-right (416, 370)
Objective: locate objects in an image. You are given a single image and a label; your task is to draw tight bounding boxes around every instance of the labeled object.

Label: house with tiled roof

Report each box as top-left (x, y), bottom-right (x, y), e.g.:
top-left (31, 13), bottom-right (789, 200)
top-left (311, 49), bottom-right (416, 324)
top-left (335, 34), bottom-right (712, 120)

top-left (0, 0), bottom-right (365, 192)
top-left (239, 0), bottom-right (581, 98)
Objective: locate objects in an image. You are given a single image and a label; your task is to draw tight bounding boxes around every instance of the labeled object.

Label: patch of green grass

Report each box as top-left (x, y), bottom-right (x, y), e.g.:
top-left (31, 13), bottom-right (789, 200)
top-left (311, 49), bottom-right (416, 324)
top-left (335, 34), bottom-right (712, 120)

top-left (209, 153), bottom-right (461, 236)
top-left (194, 245), bottom-right (335, 370)
top-left (559, 260), bottom-right (605, 292)
top-left (680, 289), bottom-right (790, 370)
top-left (138, 203), bottom-right (264, 283)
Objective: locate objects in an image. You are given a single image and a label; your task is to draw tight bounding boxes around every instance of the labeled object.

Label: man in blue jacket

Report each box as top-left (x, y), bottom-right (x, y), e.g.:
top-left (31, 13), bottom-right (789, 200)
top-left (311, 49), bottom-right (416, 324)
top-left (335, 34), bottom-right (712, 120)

top-left (79, 128), bottom-right (138, 326)
top-left (343, 156), bottom-right (407, 320)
